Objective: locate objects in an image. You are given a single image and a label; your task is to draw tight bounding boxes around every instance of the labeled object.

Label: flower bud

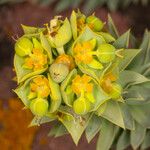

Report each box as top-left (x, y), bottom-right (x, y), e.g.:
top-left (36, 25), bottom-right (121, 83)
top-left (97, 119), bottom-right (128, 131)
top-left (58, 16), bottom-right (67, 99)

top-left (30, 98), bottom-right (49, 116)
top-left (49, 63), bottom-right (69, 83)
top-left (15, 37), bottom-right (33, 57)
top-left (109, 83), bottom-right (122, 100)
top-left (73, 97), bottom-right (91, 115)
top-left (86, 15), bottom-right (104, 32)
top-left (97, 43), bottom-right (116, 63)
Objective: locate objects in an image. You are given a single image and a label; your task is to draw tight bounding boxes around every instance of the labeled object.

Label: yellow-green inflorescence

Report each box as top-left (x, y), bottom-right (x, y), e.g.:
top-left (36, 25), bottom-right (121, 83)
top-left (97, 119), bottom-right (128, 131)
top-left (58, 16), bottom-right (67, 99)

top-left (14, 10), bottom-right (124, 118)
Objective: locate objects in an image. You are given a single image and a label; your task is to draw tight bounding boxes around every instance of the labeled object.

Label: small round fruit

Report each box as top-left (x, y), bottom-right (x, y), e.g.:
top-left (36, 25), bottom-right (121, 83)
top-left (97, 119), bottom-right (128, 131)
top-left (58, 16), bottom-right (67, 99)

top-left (49, 63), bottom-right (69, 83)
top-left (15, 37), bottom-right (33, 57)
top-left (86, 15), bottom-right (104, 31)
top-left (97, 43), bottom-right (116, 63)
top-left (55, 54), bottom-right (75, 70)
top-left (30, 98), bottom-right (49, 116)
top-left (109, 83), bottom-right (122, 100)
top-left (73, 97), bottom-right (91, 115)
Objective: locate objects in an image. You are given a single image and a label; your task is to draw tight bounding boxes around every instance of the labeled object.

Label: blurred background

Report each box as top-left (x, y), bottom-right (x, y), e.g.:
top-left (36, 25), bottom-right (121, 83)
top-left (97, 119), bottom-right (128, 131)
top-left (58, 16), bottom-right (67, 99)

top-left (0, 0), bottom-right (150, 149)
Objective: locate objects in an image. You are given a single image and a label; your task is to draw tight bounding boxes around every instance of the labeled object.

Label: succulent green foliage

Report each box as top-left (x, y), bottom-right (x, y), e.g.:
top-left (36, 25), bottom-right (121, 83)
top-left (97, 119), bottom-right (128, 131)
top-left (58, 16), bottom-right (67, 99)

top-left (85, 114), bottom-right (102, 143)
top-left (116, 130), bottom-right (130, 150)
top-left (96, 119), bottom-right (119, 150)
top-left (13, 11), bottom-right (150, 149)
top-left (100, 101), bottom-right (125, 128)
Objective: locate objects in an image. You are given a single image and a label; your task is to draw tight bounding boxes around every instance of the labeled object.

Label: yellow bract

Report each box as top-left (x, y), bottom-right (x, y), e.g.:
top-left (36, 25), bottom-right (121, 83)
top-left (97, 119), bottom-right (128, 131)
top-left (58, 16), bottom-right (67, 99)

top-left (71, 74), bottom-right (93, 95)
top-left (24, 49), bottom-right (47, 71)
top-left (73, 41), bottom-right (94, 64)
top-left (30, 76), bottom-right (50, 98)
top-left (77, 17), bottom-right (85, 33)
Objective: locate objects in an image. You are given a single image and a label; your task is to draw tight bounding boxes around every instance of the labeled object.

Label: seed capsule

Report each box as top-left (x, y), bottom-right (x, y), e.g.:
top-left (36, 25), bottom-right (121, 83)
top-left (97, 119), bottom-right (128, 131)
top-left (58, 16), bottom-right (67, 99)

top-left (15, 37), bottom-right (33, 57)
top-left (73, 97), bottom-right (91, 115)
top-left (30, 98), bottom-right (49, 116)
top-left (49, 63), bottom-right (69, 83)
top-left (109, 83), bottom-right (122, 100)
top-left (54, 54), bottom-right (75, 71)
top-left (97, 43), bottom-right (116, 63)
top-left (86, 15), bottom-right (104, 32)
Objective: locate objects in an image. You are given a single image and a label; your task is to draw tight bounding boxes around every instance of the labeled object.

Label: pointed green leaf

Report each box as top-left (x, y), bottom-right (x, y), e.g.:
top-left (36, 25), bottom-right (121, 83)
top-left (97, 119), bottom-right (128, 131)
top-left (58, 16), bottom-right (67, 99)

top-left (118, 49), bottom-right (141, 71)
top-left (21, 24), bottom-right (44, 34)
top-left (100, 101), bottom-right (125, 128)
top-left (125, 85), bottom-right (150, 102)
top-left (60, 113), bottom-right (93, 145)
top-left (141, 130), bottom-right (150, 150)
top-left (119, 103), bottom-right (135, 130)
top-left (128, 30), bottom-right (150, 73)
top-left (128, 101), bottom-right (150, 128)
top-left (119, 70), bottom-right (150, 89)
top-left (108, 14), bottom-right (119, 38)
top-left (113, 30), bottom-right (130, 49)
top-left (85, 114), bottom-right (102, 143)
top-left (96, 119), bottom-right (119, 150)
top-left (116, 130), bottom-right (130, 150)
top-left (48, 122), bottom-right (68, 137)
top-left (138, 30), bottom-right (150, 65)
top-left (131, 122), bottom-right (146, 149)
top-left (14, 77), bottom-right (31, 107)
top-left (96, 102), bottom-right (107, 116)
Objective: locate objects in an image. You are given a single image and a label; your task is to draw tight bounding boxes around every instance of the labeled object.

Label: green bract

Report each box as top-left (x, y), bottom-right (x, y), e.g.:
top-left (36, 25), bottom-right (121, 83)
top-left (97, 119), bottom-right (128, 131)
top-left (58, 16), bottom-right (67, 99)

top-left (13, 10), bottom-right (150, 150)
top-left (30, 98), bottom-right (49, 116)
top-left (97, 43), bottom-right (116, 63)
top-left (15, 37), bottom-right (33, 56)
top-left (73, 96), bottom-right (91, 115)
top-left (86, 15), bottom-right (104, 32)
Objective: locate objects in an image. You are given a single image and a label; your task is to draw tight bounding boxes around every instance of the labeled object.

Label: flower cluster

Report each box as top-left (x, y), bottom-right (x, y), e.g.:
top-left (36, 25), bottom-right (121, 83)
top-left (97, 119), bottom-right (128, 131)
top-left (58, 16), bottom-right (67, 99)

top-left (14, 10), bottom-right (123, 116)
top-left (14, 10), bottom-right (149, 147)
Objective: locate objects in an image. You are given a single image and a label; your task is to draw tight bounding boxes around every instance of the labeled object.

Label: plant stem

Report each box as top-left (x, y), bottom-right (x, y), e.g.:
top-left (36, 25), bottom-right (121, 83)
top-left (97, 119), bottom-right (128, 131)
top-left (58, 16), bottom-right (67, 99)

top-left (57, 46), bottom-right (65, 55)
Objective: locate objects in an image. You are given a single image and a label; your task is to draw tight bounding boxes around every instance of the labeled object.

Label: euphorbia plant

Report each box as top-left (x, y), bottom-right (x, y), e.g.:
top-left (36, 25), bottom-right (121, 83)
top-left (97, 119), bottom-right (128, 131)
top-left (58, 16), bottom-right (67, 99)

top-left (13, 10), bottom-right (150, 150)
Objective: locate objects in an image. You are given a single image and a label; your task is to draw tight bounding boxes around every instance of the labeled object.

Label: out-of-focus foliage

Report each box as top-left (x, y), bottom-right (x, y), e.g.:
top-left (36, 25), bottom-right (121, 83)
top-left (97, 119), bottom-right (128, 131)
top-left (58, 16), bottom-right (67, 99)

top-left (0, 0), bottom-right (25, 4)
top-left (0, 0), bottom-right (149, 13)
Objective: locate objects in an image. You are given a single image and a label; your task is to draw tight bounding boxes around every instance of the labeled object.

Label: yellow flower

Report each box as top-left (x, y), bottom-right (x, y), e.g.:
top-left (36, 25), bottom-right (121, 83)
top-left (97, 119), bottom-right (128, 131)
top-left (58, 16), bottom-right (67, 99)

top-left (77, 17), bottom-right (86, 33)
top-left (24, 49), bottom-right (47, 71)
top-left (101, 72), bottom-right (117, 93)
top-left (71, 74), bottom-right (93, 95)
top-left (73, 40), bottom-right (95, 64)
top-left (30, 76), bottom-right (50, 98)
